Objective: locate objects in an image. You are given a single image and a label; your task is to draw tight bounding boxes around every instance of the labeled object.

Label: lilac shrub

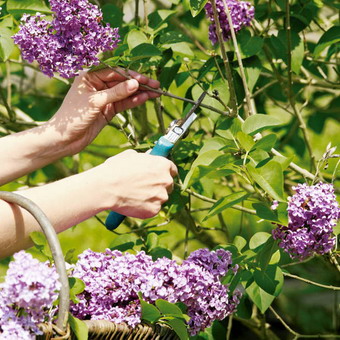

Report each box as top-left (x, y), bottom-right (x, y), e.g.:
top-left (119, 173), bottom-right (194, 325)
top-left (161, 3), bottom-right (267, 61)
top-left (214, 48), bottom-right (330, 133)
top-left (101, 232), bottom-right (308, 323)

top-left (70, 248), bottom-right (241, 336)
top-left (273, 182), bottom-right (340, 260)
top-left (0, 251), bottom-right (60, 340)
top-left (13, 0), bottom-right (119, 78)
top-left (205, 0), bottom-right (255, 44)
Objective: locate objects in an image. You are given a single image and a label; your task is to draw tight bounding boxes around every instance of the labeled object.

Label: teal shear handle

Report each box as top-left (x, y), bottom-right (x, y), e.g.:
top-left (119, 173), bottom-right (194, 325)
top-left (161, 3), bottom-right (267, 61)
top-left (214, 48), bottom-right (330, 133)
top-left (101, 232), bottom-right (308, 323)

top-left (105, 137), bottom-right (174, 231)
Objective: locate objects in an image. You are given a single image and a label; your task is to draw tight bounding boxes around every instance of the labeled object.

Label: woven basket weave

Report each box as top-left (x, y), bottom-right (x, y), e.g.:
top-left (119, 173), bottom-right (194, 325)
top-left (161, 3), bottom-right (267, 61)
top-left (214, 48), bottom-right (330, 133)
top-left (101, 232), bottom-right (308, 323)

top-left (0, 191), bottom-right (178, 340)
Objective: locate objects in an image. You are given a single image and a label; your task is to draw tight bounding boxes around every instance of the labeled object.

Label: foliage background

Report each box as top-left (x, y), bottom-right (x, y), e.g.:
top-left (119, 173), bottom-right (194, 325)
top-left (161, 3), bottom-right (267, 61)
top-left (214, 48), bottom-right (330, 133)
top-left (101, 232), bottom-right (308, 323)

top-left (0, 0), bottom-right (339, 338)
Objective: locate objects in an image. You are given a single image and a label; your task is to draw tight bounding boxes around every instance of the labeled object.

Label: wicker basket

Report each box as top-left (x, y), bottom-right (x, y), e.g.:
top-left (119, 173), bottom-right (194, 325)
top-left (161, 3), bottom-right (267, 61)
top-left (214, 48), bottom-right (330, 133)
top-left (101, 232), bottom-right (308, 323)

top-left (0, 192), bottom-right (178, 340)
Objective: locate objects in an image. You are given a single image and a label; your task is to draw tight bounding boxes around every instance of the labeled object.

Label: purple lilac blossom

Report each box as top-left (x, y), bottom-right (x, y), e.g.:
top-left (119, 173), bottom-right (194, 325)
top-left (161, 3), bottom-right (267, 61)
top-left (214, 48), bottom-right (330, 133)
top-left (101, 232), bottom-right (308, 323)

top-left (205, 0), bottom-right (255, 44)
top-left (13, 0), bottom-right (119, 78)
top-left (0, 251), bottom-right (60, 339)
top-left (272, 182), bottom-right (340, 260)
top-left (70, 248), bottom-right (241, 335)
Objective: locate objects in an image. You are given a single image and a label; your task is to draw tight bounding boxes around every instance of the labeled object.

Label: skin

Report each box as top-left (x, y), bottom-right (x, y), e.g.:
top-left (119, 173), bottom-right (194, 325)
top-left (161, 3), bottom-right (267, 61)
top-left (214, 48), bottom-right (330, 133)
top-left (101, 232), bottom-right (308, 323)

top-left (0, 68), bottom-right (177, 259)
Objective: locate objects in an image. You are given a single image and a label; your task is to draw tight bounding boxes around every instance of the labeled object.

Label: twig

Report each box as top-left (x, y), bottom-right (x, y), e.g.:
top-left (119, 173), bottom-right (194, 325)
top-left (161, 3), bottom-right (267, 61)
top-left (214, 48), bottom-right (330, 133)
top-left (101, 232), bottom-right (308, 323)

top-left (285, 0), bottom-right (316, 171)
top-left (134, 0), bottom-right (140, 25)
top-left (5, 61), bottom-right (14, 121)
top-left (182, 186), bottom-right (256, 215)
top-left (329, 252), bottom-right (340, 273)
top-left (143, 0), bottom-right (149, 28)
top-left (100, 61), bottom-right (231, 116)
top-left (0, 86), bottom-right (15, 122)
top-left (222, 0), bottom-right (255, 117)
top-left (226, 315), bottom-right (233, 340)
top-left (282, 271), bottom-right (340, 291)
top-left (154, 97), bottom-right (166, 135)
top-left (251, 80), bottom-right (278, 98)
top-left (210, 0), bottom-right (238, 117)
top-left (269, 306), bottom-right (340, 338)
top-left (234, 115), bottom-right (316, 180)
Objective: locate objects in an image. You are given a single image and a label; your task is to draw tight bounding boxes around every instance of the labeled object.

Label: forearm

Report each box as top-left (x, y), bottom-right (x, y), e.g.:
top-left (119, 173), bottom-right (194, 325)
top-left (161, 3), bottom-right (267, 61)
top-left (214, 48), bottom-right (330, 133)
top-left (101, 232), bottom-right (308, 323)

top-left (0, 122), bottom-right (68, 185)
top-left (0, 168), bottom-right (107, 258)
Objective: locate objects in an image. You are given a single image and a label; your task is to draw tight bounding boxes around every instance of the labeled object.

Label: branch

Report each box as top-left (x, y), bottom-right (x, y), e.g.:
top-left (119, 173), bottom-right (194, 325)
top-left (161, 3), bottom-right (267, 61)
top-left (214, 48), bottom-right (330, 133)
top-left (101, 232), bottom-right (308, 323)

top-left (182, 186), bottom-right (257, 215)
top-left (99, 62), bottom-right (232, 116)
top-left (283, 271), bottom-right (340, 291)
top-left (285, 0), bottom-right (317, 172)
top-left (269, 306), bottom-right (340, 339)
top-left (210, 0), bottom-right (238, 117)
top-left (222, 0), bottom-right (255, 117)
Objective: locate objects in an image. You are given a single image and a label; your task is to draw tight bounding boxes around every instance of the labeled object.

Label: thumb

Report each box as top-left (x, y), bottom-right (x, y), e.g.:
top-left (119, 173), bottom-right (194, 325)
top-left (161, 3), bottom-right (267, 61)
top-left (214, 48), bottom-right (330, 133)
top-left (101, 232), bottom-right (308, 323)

top-left (92, 79), bottom-right (139, 108)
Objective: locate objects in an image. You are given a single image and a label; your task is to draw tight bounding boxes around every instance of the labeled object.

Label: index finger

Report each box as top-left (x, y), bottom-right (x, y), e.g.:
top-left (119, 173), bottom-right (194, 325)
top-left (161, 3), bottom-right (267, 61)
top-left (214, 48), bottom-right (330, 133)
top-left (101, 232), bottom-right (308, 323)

top-left (92, 68), bottom-right (160, 89)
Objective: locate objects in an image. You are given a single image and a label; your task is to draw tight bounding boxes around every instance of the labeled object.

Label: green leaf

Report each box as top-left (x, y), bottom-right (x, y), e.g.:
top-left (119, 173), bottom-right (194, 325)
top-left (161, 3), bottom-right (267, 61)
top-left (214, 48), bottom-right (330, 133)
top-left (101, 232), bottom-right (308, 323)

top-left (192, 84), bottom-right (225, 119)
top-left (189, 0), bottom-right (209, 17)
top-left (0, 28), bottom-right (15, 61)
top-left (314, 26), bottom-right (340, 58)
top-left (148, 10), bottom-right (175, 30)
top-left (247, 161), bottom-right (285, 201)
top-left (149, 247), bottom-right (172, 261)
top-left (256, 237), bottom-right (280, 270)
top-left (271, 31), bottom-right (304, 74)
top-left (29, 231), bottom-right (51, 258)
top-left (140, 299), bottom-right (162, 323)
top-left (235, 295), bottom-right (253, 319)
top-left (164, 318), bottom-right (189, 340)
top-left (242, 114), bottom-right (282, 135)
top-left (68, 314), bottom-right (88, 340)
top-left (233, 235), bottom-right (247, 252)
top-left (242, 56), bottom-right (262, 92)
top-left (102, 4), bottom-right (123, 28)
top-left (272, 154), bottom-right (294, 171)
top-left (286, 31), bottom-right (304, 74)
top-left (163, 42), bottom-right (194, 57)
top-left (216, 117), bottom-right (242, 139)
top-left (30, 231), bottom-right (47, 247)
top-left (334, 220), bottom-right (340, 236)
top-left (110, 234), bottom-right (138, 252)
top-left (245, 280), bottom-right (275, 313)
top-left (64, 248), bottom-right (76, 264)
top-left (7, 0), bottom-right (52, 16)
top-left (252, 203), bottom-right (281, 223)
top-left (204, 191), bottom-right (250, 220)
top-left (160, 31), bottom-right (191, 45)
top-left (146, 232), bottom-right (159, 250)
top-left (251, 134), bottom-right (277, 152)
top-left (249, 232), bottom-right (271, 250)
top-left (156, 299), bottom-right (184, 317)
top-left (253, 265), bottom-right (284, 296)
top-left (237, 131), bottom-right (255, 152)
top-left (130, 43), bottom-right (162, 59)
top-left (69, 277), bottom-right (85, 303)
top-left (238, 31), bottom-right (264, 58)
top-left (198, 57), bottom-right (216, 80)
top-left (127, 30), bottom-right (148, 50)
top-left (175, 71), bottom-right (190, 87)
top-left (212, 79), bottom-right (230, 109)
top-left (159, 63), bottom-right (181, 90)
top-left (182, 150), bottom-right (223, 189)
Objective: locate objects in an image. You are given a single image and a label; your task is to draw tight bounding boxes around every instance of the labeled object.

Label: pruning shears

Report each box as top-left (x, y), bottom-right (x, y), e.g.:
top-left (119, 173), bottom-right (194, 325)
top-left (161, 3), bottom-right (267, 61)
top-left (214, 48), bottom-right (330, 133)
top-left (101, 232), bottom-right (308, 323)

top-left (105, 91), bottom-right (207, 231)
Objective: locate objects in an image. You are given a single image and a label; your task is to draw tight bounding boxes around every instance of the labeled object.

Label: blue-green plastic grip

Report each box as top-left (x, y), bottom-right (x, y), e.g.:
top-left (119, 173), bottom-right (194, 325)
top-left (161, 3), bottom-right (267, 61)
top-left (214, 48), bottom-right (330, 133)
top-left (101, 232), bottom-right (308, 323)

top-left (105, 137), bottom-right (175, 231)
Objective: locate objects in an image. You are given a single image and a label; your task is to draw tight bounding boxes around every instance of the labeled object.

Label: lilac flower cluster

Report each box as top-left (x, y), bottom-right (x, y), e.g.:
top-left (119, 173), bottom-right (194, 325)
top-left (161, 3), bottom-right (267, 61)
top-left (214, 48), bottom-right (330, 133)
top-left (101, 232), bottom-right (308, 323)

top-left (13, 0), bottom-right (119, 78)
top-left (205, 0), bottom-right (255, 44)
top-left (0, 251), bottom-right (60, 340)
top-left (70, 248), bottom-right (240, 335)
top-left (273, 182), bottom-right (340, 260)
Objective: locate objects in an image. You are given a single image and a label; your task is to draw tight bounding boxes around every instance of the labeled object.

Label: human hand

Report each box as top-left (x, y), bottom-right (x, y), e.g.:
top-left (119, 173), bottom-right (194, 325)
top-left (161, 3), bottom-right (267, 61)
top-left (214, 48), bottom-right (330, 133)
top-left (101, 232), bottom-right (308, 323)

top-left (48, 68), bottom-right (160, 155)
top-left (93, 150), bottom-right (177, 219)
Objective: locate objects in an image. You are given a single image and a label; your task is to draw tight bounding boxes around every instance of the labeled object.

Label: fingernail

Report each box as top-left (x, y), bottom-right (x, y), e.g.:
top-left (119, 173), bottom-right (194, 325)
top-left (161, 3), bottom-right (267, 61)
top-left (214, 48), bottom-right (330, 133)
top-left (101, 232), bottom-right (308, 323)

top-left (127, 79), bottom-right (138, 91)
